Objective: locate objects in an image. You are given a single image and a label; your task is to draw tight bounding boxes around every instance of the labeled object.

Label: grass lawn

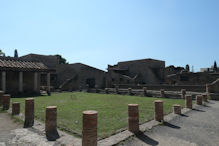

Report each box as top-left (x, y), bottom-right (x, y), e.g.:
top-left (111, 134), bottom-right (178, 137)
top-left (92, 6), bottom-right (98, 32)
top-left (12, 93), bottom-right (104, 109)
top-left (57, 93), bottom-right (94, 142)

top-left (11, 92), bottom-right (186, 139)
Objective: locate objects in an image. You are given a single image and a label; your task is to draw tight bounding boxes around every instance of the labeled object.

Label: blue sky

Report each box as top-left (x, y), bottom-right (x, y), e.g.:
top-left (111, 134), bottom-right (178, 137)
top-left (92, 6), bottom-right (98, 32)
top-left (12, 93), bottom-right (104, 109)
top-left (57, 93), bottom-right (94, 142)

top-left (0, 0), bottom-right (218, 71)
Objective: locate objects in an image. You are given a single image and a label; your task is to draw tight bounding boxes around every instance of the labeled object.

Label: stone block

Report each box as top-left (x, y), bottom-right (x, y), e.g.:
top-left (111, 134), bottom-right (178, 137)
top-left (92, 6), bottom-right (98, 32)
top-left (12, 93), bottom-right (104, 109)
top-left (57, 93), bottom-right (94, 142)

top-left (24, 98), bottom-right (34, 128)
top-left (12, 102), bottom-right (20, 115)
top-left (2, 94), bottom-right (10, 110)
top-left (160, 89), bottom-right (165, 98)
top-left (181, 89), bottom-right (186, 99)
top-left (185, 95), bottom-right (192, 109)
top-left (128, 104), bottom-right (139, 134)
top-left (143, 87), bottom-right (147, 96)
top-left (0, 91), bottom-right (4, 106)
top-left (202, 94), bottom-right (208, 102)
top-left (46, 106), bottom-right (59, 141)
top-left (196, 95), bottom-right (203, 105)
top-left (82, 110), bottom-right (98, 146)
top-left (154, 100), bottom-right (163, 122)
top-left (173, 104), bottom-right (181, 114)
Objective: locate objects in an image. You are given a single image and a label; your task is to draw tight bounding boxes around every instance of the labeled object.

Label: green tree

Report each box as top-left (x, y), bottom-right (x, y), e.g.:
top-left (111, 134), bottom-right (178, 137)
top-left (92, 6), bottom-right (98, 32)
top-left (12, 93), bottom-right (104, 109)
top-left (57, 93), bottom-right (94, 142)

top-left (14, 49), bottom-right (18, 58)
top-left (0, 49), bottom-right (5, 56)
top-left (55, 54), bottom-right (69, 64)
top-left (185, 64), bottom-right (190, 72)
top-left (213, 61), bottom-right (218, 72)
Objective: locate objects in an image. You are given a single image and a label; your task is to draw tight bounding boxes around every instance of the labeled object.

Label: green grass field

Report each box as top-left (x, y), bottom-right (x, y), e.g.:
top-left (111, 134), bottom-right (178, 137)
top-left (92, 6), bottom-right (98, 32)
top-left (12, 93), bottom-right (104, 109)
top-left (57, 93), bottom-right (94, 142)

top-left (11, 92), bottom-right (186, 138)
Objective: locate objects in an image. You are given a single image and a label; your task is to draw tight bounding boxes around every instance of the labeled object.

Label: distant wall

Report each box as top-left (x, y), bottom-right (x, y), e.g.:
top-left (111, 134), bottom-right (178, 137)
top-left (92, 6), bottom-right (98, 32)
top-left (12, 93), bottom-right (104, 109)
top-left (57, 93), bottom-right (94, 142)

top-left (116, 84), bottom-right (206, 92)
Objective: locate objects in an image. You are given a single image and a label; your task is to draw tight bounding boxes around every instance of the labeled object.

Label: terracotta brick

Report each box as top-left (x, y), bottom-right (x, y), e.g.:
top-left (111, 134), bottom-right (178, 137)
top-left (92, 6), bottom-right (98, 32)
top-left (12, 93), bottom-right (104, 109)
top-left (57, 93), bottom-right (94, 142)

top-left (12, 102), bottom-right (20, 115)
top-left (82, 110), bottom-right (98, 146)
top-left (0, 91), bottom-right (4, 106)
top-left (181, 89), bottom-right (186, 99)
top-left (46, 106), bottom-right (59, 141)
top-left (160, 89), bottom-right (165, 98)
top-left (24, 98), bottom-right (34, 128)
top-left (143, 87), bottom-right (147, 96)
top-left (128, 104), bottom-right (139, 134)
top-left (154, 100), bottom-right (163, 122)
top-left (196, 95), bottom-right (203, 105)
top-left (2, 94), bottom-right (10, 110)
top-left (185, 95), bottom-right (192, 109)
top-left (202, 94), bottom-right (208, 102)
top-left (173, 104), bottom-right (181, 114)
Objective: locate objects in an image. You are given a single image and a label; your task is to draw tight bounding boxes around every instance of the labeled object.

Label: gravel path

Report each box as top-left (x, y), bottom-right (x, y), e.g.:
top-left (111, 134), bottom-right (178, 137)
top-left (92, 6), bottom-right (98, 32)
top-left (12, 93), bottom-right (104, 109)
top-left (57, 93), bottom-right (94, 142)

top-left (120, 100), bottom-right (219, 146)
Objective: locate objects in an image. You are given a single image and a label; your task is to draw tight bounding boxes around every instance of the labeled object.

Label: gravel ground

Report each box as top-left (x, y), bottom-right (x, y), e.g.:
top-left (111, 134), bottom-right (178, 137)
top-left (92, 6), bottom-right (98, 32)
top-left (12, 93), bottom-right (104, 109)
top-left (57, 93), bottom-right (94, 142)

top-left (120, 100), bottom-right (219, 146)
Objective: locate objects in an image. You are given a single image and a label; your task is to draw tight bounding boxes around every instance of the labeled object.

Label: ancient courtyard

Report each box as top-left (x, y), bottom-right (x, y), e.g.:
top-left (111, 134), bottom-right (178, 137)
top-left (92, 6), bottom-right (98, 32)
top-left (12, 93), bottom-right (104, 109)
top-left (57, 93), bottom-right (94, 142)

top-left (1, 0), bottom-right (219, 146)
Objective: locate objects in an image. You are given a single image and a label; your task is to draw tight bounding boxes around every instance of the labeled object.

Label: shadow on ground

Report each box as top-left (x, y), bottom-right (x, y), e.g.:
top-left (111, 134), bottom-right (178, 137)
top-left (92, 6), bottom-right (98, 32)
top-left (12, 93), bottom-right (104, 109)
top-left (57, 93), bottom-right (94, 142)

top-left (136, 131), bottom-right (159, 146)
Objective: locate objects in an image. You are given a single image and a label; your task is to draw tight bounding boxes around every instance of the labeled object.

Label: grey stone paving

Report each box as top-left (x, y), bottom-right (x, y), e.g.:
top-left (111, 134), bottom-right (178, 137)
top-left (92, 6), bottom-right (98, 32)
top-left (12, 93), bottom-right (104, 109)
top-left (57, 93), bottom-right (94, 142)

top-left (120, 100), bottom-right (219, 146)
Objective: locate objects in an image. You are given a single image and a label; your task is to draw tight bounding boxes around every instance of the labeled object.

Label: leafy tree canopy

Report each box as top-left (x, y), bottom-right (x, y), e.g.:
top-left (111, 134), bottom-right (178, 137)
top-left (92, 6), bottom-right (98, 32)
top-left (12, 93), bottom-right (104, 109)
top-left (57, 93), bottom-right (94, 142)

top-left (55, 54), bottom-right (69, 64)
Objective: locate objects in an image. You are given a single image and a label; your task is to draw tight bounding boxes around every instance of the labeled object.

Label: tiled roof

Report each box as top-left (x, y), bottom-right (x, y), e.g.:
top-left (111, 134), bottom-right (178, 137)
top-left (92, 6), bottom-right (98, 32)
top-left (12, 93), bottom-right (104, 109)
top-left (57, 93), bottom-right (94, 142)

top-left (0, 57), bottom-right (49, 72)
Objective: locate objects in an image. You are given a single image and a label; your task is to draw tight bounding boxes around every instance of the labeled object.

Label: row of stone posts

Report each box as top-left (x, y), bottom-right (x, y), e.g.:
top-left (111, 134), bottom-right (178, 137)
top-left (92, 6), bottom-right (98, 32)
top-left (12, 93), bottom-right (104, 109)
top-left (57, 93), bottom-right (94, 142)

top-left (0, 93), bottom-right (208, 146)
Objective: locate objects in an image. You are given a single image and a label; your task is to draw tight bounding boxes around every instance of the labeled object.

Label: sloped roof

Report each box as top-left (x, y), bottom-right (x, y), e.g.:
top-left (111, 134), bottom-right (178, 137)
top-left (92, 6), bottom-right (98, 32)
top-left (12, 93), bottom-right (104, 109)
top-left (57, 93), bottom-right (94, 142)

top-left (0, 57), bottom-right (49, 72)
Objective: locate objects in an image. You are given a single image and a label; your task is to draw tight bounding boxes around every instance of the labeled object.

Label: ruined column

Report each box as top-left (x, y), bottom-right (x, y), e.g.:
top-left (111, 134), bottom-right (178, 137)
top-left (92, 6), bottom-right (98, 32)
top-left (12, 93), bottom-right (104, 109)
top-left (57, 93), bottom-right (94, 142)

top-left (160, 89), bottom-right (165, 98)
top-left (185, 95), bottom-right (192, 109)
top-left (0, 90), bottom-right (4, 106)
top-left (173, 104), bottom-right (181, 114)
top-left (128, 104), bottom-right (139, 134)
top-left (19, 72), bottom-right (23, 92)
top-left (2, 94), bottom-right (10, 110)
top-left (34, 72), bottom-right (38, 92)
top-left (181, 89), bottom-right (186, 99)
top-left (196, 95), bottom-right (203, 105)
top-left (82, 110), bottom-right (98, 146)
top-left (115, 85), bottom-right (119, 94)
top-left (128, 88), bottom-right (132, 95)
top-left (12, 102), bottom-right (20, 115)
top-left (202, 94), bottom-right (208, 102)
top-left (2, 71), bottom-right (6, 92)
top-left (154, 100), bottom-right (164, 122)
top-left (105, 88), bottom-right (109, 94)
top-left (24, 98), bottom-right (34, 128)
top-left (47, 73), bottom-right (51, 92)
top-left (143, 87), bottom-right (147, 96)
top-left (46, 106), bottom-right (59, 141)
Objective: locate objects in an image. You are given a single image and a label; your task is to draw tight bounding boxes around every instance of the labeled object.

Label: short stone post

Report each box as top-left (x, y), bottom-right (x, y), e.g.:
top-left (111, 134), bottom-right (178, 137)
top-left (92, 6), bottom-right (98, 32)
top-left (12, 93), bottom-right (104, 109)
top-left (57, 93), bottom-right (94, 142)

top-left (160, 89), bottom-right (165, 98)
top-left (115, 85), bottom-right (119, 94)
top-left (128, 104), bottom-right (139, 134)
top-left (181, 89), bottom-right (186, 99)
top-left (154, 100), bottom-right (164, 122)
top-left (82, 110), bottom-right (98, 146)
top-left (128, 88), bottom-right (132, 95)
top-left (2, 94), bottom-right (10, 110)
top-left (173, 104), bottom-right (181, 114)
top-left (105, 88), bottom-right (109, 94)
top-left (185, 95), bottom-right (192, 109)
top-left (46, 106), bottom-right (59, 141)
top-left (202, 94), bottom-right (208, 102)
top-left (143, 87), bottom-right (147, 96)
top-left (0, 91), bottom-right (4, 106)
top-left (196, 95), bottom-right (203, 105)
top-left (24, 98), bottom-right (34, 128)
top-left (12, 102), bottom-right (20, 115)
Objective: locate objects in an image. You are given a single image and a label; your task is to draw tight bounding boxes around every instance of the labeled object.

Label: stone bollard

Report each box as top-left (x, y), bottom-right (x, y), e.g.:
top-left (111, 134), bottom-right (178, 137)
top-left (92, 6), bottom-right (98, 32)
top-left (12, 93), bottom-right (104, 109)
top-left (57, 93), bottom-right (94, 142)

top-left (2, 94), bottom-right (10, 110)
top-left (105, 88), bottom-right (109, 94)
top-left (185, 95), bottom-right (192, 109)
top-left (24, 98), bottom-right (34, 128)
top-left (181, 89), bottom-right (186, 99)
top-left (202, 94), bottom-right (208, 102)
top-left (160, 89), bottom-right (165, 98)
top-left (12, 102), bottom-right (20, 115)
top-left (196, 95), bottom-right (203, 105)
top-left (128, 104), bottom-right (139, 134)
top-left (82, 110), bottom-right (98, 146)
top-left (46, 106), bottom-right (59, 141)
top-left (115, 85), bottom-right (119, 94)
top-left (173, 104), bottom-right (181, 114)
top-left (0, 91), bottom-right (4, 106)
top-left (143, 87), bottom-right (147, 96)
top-left (128, 88), bottom-right (132, 95)
top-left (154, 100), bottom-right (164, 122)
